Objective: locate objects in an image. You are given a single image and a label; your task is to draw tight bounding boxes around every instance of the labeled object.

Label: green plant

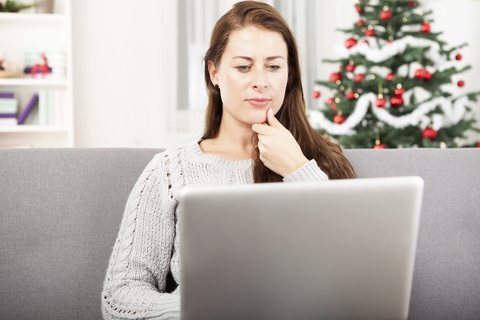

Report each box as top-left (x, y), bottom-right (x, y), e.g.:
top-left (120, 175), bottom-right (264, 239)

top-left (0, 0), bottom-right (36, 12)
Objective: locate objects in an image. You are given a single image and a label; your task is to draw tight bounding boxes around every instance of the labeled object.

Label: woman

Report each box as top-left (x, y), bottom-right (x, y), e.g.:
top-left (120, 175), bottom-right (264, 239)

top-left (102, 1), bottom-right (355, 319)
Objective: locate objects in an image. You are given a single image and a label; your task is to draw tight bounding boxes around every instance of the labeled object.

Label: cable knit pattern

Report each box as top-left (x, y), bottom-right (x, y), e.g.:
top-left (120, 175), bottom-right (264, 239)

top-left (102, 140), bottom-right (328, 319)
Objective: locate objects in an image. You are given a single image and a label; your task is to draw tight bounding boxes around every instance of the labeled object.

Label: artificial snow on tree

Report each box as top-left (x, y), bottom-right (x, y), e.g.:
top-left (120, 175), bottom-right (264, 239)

top-left (309, 0), bottom-right (480, 149)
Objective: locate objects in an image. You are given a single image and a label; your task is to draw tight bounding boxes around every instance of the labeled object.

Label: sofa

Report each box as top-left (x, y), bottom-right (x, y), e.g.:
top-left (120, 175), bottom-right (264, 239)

top-left (0, 147), bottom-right (479, 320)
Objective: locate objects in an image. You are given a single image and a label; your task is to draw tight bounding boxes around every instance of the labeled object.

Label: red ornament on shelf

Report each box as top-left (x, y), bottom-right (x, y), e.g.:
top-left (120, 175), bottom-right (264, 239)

top-left (346, 90), bottom-right (357, 101)
top-left (345, 37), bottom-right (358, 49)
top-left (386, 73), bottom-right (396, 81)
top-left (312, 90), bottom-right (321, 99)
top-left (380, 9), bottom-right (393, 21)
top-left (455, 53), bottom-right (463, 61)
top-left (420, 22), bottom-right (431, 33)
top-left (333, 113), bottom-right (345, 124)
top-left (373, 140), bottom-right (386, 149)
top-left (355, 5), bottom-right (364, 13)
top-left (329, 72), bottom-right (342, 82)
top-left (354, 73), bottom-right (366, 83)
top-left (346, 63), bottom-right (356, 72)
top-left (422, 127), bottom-right (438, 140)
top-left (365, 29), bottom-right (375, 37)
top-left (375, 95), bottom-right (386, 108)
top-left (390, 95), bottom-right (404, 108)
top-left (457, 80), bottom-right (465, 87)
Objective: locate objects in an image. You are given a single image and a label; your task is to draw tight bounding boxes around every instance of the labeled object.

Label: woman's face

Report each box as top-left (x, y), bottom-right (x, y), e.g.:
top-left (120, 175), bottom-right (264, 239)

top-left (208, 25), bottom-right (289, 127)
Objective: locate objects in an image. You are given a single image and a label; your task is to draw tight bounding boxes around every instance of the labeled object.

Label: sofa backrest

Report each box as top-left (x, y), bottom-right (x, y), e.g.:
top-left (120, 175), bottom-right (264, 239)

top-left (345, 148), bottom-right (480, 320)
top-left (0, 148), bottom-right (479, 320)
top-left (0, 148), bottom-right (160, 320)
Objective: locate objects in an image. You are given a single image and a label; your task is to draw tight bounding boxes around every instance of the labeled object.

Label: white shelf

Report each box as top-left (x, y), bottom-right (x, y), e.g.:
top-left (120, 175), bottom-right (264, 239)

top-left (0, 77), bottom-right (67, 87)
top-left (0, 12), bottom-right (66, 23)
top-left (0, 125), bottom-right (69, 133)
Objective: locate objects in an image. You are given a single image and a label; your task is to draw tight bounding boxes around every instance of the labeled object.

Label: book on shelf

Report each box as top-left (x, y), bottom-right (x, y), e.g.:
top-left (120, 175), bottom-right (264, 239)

top-left (0, 98), bottom-right (18, 114)
top-left (17, 94), bottom-right (39, 125)
top-left (0, 92), bottom-right (15, 99)
top-left (0, 114), bottom-right (18, 126)
top-left (38, 89), bottom-right (67, 126)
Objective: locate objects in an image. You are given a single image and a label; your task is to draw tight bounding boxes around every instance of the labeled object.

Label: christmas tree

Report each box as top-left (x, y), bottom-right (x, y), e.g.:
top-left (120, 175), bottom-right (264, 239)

top-left (309, 0), bottom-right (480, 149)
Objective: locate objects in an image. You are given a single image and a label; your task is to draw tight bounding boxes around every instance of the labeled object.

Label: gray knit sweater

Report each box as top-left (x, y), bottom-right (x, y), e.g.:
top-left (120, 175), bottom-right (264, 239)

top-left (102, 140), bottom-right (328, 319)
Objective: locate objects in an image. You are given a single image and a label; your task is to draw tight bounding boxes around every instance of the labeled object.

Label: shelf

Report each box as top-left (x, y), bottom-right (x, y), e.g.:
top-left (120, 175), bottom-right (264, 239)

top-left (0, 12), bottom-right (66, 23)
top-left (0, 77), bottom-right (67, 87)
top-left (0, 125), bottom-right (69, 133)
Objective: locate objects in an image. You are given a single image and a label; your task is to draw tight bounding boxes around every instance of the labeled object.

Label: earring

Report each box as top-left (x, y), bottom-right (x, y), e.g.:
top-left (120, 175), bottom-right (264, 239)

top-left (214, 84), bottom-right (219, 89)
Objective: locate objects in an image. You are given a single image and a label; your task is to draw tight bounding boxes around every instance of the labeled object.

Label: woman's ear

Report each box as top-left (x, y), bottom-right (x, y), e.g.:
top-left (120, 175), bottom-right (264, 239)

top-left (207, 60), bottom-right (218, 86)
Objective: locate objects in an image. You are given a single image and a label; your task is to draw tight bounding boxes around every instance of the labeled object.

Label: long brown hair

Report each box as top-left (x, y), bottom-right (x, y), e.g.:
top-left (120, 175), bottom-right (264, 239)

top-left (202, 1), bottom-right (356, 181)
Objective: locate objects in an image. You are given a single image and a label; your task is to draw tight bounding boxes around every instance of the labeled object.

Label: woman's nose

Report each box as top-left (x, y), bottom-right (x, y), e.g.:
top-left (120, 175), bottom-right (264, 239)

top-left (252, 69), bottom-right (268, 90)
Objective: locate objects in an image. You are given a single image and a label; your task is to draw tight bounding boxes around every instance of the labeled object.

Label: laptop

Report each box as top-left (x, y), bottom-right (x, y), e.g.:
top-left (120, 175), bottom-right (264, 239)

top-left (179, 176), bottom-right (424, 320)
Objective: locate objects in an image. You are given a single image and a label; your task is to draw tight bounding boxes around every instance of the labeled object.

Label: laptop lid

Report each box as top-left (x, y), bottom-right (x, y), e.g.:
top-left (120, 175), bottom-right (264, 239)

top-left (179, 176), bottom-right (423, 320)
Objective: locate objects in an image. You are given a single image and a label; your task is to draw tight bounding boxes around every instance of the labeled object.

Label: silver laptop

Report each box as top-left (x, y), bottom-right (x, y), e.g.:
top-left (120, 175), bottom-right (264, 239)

top-left (179, 176), bottom-right (424, 320)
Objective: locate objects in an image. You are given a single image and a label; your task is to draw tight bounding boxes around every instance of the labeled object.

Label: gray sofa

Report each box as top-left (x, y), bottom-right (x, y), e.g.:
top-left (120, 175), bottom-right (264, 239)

top-left (1, 147), bottom-right (479, 320)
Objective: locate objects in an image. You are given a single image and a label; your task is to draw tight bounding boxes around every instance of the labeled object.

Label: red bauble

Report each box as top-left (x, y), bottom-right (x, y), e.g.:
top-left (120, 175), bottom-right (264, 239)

top-left (345, 37), bottom-right (357, 49)
top-left (331, 102), bottom-right (337, 112)
top-left (394, 87), bottom-right (405, 95)
top-left (333, 113), bottom-right (345, 124)
top-left (457, 80), bottom-right (465, 87)
top-left (476, 142), bottom-right (480, 148)
top-left (390, 95), bottom-right (404, 108)
top-left (346, 63), bottom-right (356, 72)
top-left (380, 9), bottom-right (393, 21)
top-left (326, 97), bottom-right (335, 105)
top-left (373, 139), bottom-right (386, 149)
top-left (329, 72), bottom-right (342, 82)
top-left (407, 1), bottom-right (417, 6)
top-left (420, 22), bottom-right (431, 33)
top-left (365, 29), bottom-right (375, 37)
top-left (386, 73), bottom-right (396, 81)
top-left (355, 5), bottom-right (364, 13)
top-left (357, 19), bottom-right (364, 26)
top-left (422, 127), bottom-right (438, 140)
top-left (346, 90), bottom-right (357, 101)
top-left (414, 68), bottom-right (425, 79)
top-left (424, 71), bottom-right (432, 81)
top-left (455, 53), bottom-right (463, 61)
top-left (312, 90), bottom-right (321, 99)
top-left (375, 96), bottom-right (386, 108)
top-left (354, 73), bottom-right (366, 83)
top-left (415, 68), bottom-right (432, 81)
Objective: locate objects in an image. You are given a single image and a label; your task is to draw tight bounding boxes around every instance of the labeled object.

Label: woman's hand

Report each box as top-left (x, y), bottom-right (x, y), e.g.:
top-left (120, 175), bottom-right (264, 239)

top-left (252, 108), bottom-right (309, 177)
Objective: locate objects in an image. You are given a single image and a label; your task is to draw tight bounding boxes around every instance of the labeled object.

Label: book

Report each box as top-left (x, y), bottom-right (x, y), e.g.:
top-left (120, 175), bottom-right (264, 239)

top-left (0, 118), bottom-right (18, 126)
top-left (0, 92), bottom-right (15, 99)
top-left (18, 94), bottom-right (39, 125)
top-left (0, 98), bottom-right (18, 113)
top-left (0, 113), bottom-right (17, 118)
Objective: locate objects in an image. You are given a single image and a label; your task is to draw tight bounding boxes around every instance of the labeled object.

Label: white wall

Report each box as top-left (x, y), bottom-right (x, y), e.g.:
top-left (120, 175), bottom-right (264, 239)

top-left (71, 0), bottom-right (480, 148)
top-left (71, 0), bottom-right (177, 147)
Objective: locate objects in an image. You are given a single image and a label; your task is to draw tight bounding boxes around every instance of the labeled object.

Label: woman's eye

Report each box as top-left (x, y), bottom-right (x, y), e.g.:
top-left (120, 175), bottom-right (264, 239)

top-left (268, 65), bottom-right (280, 71)
top-left (236, 66), bottom-right (250, 72)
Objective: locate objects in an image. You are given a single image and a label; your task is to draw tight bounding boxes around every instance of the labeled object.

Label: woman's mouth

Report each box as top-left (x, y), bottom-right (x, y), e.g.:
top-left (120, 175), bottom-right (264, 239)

top-left (246, 98), bottom-right (271, 108)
